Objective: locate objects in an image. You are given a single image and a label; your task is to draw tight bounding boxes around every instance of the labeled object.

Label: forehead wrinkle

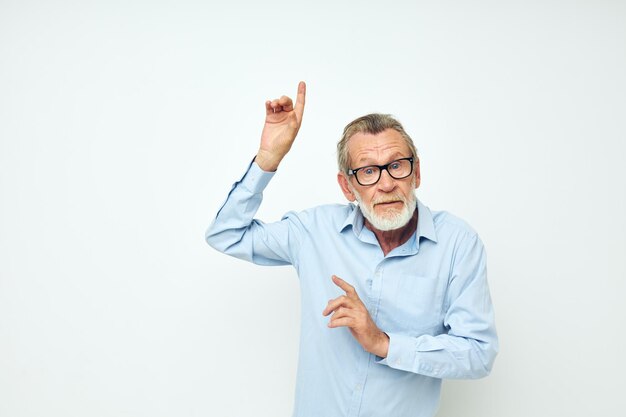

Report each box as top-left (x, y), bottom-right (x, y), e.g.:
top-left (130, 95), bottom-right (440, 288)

top-left (350, 143), bottom-right (410, 166)
top-left (346, 129), bottom-right (412, 168)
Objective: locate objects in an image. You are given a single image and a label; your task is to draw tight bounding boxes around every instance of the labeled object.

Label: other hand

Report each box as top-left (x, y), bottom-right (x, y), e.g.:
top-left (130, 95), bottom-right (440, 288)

top-left (322, 275), bottom-right (390, 358)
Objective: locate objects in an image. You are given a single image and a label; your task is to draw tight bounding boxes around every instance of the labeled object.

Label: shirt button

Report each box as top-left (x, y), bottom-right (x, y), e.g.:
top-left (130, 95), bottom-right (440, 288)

top-left (355, 384), bottom-right (362, 391)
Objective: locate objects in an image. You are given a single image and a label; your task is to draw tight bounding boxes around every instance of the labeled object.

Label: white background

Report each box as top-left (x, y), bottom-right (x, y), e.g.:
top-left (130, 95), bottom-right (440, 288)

top-left (1, 1), bottom-right (625, 416)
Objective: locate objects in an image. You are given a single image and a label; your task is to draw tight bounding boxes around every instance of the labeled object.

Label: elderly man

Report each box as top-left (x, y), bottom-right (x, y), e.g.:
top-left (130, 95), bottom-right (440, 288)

top-left (206, 82), bottom-right (498, 417)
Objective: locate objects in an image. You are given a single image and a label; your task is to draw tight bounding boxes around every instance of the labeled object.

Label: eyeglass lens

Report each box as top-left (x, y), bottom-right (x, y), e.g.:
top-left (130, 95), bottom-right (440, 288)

top-left (356, 159), bottom-right (412, 185)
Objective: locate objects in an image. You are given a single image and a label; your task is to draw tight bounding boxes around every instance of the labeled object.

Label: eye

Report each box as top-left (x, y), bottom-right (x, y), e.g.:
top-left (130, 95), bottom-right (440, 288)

top-left (363, 167), bottom-right (375, 175)
top-left (389, 162), bottom-right (401, 170)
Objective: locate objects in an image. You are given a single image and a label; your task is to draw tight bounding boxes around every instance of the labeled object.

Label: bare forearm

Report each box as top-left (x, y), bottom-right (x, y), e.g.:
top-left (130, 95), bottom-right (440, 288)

top-left (255, 149), bottom-right (282, 172)
top-left (369, 331), bottom-right (390, 358)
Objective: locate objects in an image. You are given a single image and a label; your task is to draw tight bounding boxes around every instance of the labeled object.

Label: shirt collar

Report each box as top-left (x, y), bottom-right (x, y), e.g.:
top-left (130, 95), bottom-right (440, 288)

top-left (415, 198), bottom-right (438, 244)
top-left (339, 198), bottom-right (438, 245)
top-left (339, 203), bottom-right (364, 234)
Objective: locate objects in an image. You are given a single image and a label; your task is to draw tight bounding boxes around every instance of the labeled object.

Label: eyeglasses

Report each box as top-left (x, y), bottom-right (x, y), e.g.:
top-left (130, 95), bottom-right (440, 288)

top-left (348, 157), bottom-right (414, 186)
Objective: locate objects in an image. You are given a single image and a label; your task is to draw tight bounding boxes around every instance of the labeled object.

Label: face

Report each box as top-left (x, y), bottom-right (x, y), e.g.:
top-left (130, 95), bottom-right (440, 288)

top-left (337, 129), bottom-right (421, 232)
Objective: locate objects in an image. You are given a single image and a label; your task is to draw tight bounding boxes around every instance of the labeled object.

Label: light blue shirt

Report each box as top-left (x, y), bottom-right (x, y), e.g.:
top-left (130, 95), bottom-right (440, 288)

top-left (206, 161), bottom-right (498, 417)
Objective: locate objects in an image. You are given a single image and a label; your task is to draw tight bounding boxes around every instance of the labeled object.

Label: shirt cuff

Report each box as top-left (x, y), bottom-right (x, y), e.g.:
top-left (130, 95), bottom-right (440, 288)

top-left (376, 332), bottom-right (417, 372)
top-left (239, 159), bottom-right (275, 194)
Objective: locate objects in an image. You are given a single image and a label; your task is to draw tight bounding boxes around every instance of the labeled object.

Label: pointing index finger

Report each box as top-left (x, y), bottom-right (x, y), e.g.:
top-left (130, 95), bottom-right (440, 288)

top-left (332, 275), bottom-right (357, 298)
top-left (294, 81), bottom-right (306, 120)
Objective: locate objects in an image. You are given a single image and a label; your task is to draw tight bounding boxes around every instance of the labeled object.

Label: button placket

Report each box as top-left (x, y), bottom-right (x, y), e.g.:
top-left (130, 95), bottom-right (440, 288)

top-left (369, 261), bottom-right (385, 319)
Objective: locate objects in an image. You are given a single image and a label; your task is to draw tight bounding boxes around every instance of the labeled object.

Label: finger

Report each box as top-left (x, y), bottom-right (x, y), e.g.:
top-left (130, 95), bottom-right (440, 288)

top-left (294, 81), bottom-right (306, 120)
top-left (270, 99), bottom-right (281, 110)
top-left (276, 95), bottom-right (294, 110)
top-left (328, 316), bottom-right (355, 328)
top-left (329, 306), bottom-right (352, 321)
top-left (265, 100), bottom-right (273, 115)
top-left (322, 296), bottom-right (352, 316)
top-left (332, 275), bottom-right (357, 298)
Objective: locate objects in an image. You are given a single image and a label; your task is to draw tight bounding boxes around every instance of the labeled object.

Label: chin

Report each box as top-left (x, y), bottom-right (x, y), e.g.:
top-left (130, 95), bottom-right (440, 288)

top-left (365, 207), bottom-right (413, 231)
top-left (350, 185), bottom-right (418, 232)
top-left (370, 216), bottom-right (410, 231)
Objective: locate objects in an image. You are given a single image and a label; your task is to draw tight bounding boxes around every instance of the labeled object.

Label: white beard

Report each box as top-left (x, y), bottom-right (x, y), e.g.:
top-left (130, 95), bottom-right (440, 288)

top-left (349, 181), bottom-right (417, 232)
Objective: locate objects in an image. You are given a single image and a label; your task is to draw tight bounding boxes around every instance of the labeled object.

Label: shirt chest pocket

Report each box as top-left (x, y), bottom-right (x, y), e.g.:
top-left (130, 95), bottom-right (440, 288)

top-left (377, 274), bottom-right (446, 336)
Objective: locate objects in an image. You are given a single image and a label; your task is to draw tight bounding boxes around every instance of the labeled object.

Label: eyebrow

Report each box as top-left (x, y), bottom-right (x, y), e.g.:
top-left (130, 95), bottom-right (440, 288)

top-left (355, 152), bottom-right (407, 165)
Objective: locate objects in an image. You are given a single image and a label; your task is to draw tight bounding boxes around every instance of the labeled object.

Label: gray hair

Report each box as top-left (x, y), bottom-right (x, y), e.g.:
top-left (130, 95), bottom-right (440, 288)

top-left (337, 113), bottom-right (418, 174)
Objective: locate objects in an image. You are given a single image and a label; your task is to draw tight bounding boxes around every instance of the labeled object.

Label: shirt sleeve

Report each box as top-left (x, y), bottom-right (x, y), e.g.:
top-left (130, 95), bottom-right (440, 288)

top-left (378, 233), bottom-right (498, 379)
top-left (205, 160), bottom-right (305, 266)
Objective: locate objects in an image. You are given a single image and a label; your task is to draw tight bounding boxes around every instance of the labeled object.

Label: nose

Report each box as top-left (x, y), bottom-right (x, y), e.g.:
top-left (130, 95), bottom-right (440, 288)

top-left (377, 168), bottom-right (396, 191)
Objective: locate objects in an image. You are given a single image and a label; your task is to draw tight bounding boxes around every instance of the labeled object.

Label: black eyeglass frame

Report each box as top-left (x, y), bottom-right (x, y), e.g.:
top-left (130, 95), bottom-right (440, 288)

top-left (348, 157), bottom-right (415, 186)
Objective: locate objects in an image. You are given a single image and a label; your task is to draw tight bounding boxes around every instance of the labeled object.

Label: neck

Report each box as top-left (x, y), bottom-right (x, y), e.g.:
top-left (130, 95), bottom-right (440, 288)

top-left (364, 208), bottom-right (418, 256)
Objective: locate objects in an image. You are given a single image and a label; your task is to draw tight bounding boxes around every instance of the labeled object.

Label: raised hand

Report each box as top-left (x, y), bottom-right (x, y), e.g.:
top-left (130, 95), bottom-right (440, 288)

top-left (256, 81), bottom-right (306, 172)
top-left (323, 275), bottom-right (390, 358)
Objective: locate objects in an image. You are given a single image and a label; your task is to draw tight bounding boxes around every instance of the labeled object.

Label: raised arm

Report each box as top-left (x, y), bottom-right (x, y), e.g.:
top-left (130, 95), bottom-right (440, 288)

top-left (206, 82), bottom-right (308, 266)
top-left (255, 81), bottom-right (306, 171)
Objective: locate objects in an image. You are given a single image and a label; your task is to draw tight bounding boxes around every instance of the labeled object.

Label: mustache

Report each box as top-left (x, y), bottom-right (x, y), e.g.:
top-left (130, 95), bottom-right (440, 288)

top-left (372, 195), bottom-right (406, 205)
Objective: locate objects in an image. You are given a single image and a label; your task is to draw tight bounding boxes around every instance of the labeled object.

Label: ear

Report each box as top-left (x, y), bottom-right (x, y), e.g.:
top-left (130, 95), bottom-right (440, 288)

top-left (337, 172), bottom-right (356, 202)
top-left (413, 157), bottom-right (421, 189)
